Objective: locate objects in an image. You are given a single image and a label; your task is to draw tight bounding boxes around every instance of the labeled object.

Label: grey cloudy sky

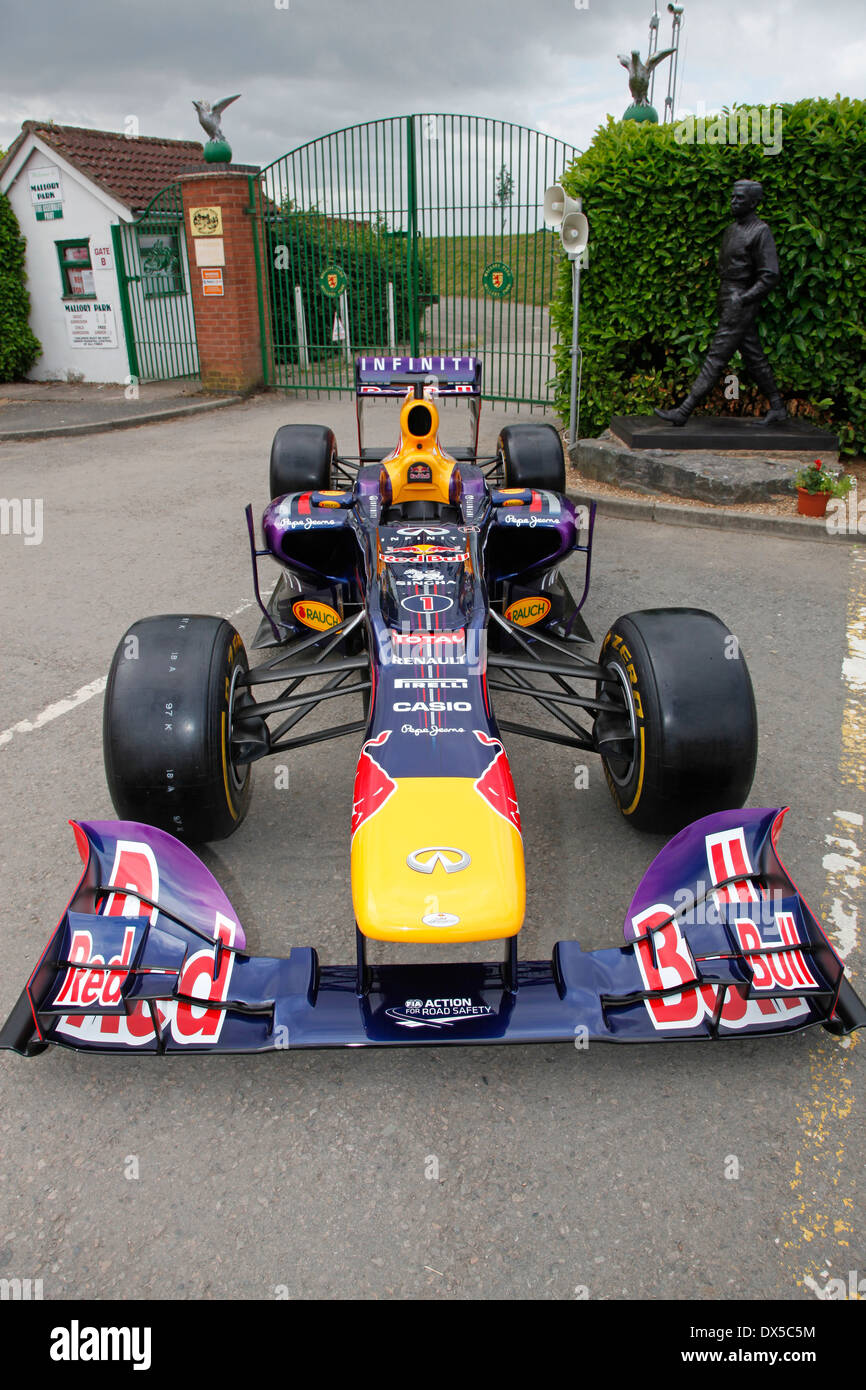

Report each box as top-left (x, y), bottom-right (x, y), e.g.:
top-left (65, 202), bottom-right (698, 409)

top-left (1, 0), bottom-right (863, 161)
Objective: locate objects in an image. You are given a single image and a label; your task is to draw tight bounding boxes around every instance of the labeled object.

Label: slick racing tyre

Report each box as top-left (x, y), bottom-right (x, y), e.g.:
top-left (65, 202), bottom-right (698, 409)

top-left (497, 423), bottom-right (565, 492)
top-left (103, 615), bottom-right (252, 843)
top-left (269, 424), bottom-right (337, 499)
top-left (594, 608), bottom-right (758, 833)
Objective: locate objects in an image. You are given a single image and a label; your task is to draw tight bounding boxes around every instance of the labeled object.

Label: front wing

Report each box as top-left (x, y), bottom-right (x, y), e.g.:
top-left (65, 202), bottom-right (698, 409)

top-left (1, 810), bottom-right (863, 1056)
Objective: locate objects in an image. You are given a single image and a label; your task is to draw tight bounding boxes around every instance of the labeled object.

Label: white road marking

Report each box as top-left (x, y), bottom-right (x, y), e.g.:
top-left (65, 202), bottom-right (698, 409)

top-left (0, 677), bottom-right (107, 749)
top-left (223, 599), bottom-right (257, 620)
top-left (0, 600), bottom-right (258, 751)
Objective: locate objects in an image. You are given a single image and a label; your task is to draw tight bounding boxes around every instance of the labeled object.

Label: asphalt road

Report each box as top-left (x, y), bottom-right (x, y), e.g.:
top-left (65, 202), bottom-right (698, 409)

top-left (0, 396), bottom-right (863, 1303)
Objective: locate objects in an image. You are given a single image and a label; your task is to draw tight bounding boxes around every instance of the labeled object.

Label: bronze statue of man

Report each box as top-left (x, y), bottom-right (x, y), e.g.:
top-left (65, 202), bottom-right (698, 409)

top-left (656, 180), bottom-right (786, 426)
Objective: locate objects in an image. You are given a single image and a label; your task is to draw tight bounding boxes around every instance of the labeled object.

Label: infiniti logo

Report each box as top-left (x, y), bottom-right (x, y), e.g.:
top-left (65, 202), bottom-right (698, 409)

top-left (406, 846), bottom-right (471, 874)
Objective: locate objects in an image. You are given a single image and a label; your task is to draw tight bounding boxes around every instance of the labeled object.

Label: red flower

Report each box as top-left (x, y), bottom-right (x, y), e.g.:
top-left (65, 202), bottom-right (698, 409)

top-left (815, 459), bottom-right (822, 469)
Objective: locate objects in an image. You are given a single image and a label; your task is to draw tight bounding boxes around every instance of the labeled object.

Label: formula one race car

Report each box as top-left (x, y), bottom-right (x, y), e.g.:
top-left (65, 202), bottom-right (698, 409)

top-left (2, 356), bottom-right (863, 1055)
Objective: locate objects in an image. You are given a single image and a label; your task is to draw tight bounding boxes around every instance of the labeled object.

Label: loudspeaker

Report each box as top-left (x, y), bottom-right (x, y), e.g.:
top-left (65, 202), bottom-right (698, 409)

top-left (544, 183), bottom-right (589, 259)
top-left (543, 183), bottom-right (582, 227)
top-left (560, 210), bottom-right (589, 256)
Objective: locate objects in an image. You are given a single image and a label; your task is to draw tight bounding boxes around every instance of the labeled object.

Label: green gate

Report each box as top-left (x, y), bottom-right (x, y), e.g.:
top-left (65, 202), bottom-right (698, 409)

top-left (250, 114), bottom-right (578, 405)
top-left (113, 184), bottom-right (200, 382)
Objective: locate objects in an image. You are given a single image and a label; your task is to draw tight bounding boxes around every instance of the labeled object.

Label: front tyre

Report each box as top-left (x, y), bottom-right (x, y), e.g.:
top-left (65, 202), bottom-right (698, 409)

top-left (595, 609), bottom-right (757, 832)
top-left (103, 615), bottom-right (252, 843)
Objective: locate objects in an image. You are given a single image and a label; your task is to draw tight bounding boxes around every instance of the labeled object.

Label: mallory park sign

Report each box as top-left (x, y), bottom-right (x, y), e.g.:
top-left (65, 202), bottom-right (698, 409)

top-left (29, 165), bottom-right (63, 221)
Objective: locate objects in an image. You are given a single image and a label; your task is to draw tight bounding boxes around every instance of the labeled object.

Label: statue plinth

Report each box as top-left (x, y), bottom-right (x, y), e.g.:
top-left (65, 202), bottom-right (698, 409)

top-left (610, 415), bottom-right (838, 453)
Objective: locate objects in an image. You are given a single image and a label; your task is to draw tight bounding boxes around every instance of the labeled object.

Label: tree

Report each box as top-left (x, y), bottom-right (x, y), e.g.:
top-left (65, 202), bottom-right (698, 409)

top-left (0, 192), bottom-right (41, 380)
top-left (494, 163), bottom-right (514, 236)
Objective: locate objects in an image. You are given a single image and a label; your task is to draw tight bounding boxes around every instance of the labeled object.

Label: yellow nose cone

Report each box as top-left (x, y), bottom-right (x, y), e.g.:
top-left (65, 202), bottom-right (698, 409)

top-left (352, 777), bottom-right (525, 943)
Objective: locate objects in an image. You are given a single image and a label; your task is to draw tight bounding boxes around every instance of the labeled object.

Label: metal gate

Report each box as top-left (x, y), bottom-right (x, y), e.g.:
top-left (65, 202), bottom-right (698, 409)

top-left (250, 114), bottom-right (578, 405)
top-left (113, 184), bottom-right (200, 382)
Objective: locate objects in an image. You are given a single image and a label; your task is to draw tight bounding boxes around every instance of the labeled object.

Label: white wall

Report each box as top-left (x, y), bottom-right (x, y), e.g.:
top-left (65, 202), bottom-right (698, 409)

top-left (5, 146), bottom-right (132, 384)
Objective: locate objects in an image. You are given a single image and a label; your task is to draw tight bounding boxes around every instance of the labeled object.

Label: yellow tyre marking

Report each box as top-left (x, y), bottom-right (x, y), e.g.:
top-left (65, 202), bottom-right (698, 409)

top-left (220, 710), bottom-right (237, 819)
top-left (622, 725), bottom-right (646, 815)
top-left (606, 633), bottom-right (646, 815)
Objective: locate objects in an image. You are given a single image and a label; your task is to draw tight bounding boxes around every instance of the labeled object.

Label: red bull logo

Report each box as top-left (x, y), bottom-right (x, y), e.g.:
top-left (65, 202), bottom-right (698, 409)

top-left (473, 731), bottom-right (521, 834)
top-left (54, 924), bottom-right (138, 1010)
top-left (382, 545), bottom-right (467, 564)
top-left (351, 731), bottom-right (397, 839)
top-left (631, 903), bottom-right (813, 1033)
top-left (54, 838), bottom-right (240, 1047)
top-left (102, 839), bottom-right (159, 925)
top-left (630, 822), bottom-right (817, 1033)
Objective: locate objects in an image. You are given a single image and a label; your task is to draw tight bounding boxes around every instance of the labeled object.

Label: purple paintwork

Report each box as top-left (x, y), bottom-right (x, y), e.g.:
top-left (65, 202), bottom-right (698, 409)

top-left (76, 819), bottom-right (247, 950)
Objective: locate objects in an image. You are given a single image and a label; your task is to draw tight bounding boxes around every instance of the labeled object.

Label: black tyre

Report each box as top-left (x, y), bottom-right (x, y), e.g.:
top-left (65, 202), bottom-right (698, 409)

top-left (103, 615), bottom-right (252, 843)
top-left (594, 609), bottom-right (757, 833)
top-left (497, 423), bottom-right (565, 491)
top-left (269, 424), bottom-right (337, 499)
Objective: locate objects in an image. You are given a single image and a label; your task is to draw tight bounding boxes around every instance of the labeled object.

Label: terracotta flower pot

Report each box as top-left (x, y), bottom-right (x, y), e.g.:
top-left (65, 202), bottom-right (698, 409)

top-left (797, 488), bottom-right (830, 517)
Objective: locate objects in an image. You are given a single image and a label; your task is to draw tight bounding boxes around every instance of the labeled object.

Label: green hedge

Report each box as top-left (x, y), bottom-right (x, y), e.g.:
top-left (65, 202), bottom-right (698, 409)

top-left (551, 98), bottom-right (866, 455)
top-left (0, 192), bottom-right (41, 380)
top-left (266, 211), bottom-right (433, 363)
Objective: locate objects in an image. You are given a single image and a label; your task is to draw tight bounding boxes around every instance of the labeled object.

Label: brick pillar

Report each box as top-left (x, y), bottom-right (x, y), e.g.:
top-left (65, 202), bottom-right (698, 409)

top-left (178, 166), bottom-right (271, 394)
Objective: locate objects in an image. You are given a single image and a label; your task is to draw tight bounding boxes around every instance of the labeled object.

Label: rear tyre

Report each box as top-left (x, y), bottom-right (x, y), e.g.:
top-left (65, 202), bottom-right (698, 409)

top-left (269, 424), bottom-right (337, 499)
top-left (595, 609), bottom-right (757, 833)
top-left (497, 423), bottom-right (565, 491)
top-left (103, 615), bottom-right (252, 843)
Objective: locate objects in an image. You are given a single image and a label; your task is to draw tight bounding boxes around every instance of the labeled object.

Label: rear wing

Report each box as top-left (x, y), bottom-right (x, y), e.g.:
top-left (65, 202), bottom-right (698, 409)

top-left (355, 355), bottom-right (481, 397)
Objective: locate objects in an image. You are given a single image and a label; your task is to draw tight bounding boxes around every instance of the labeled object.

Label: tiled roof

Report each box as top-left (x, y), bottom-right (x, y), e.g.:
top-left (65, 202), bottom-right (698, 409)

top-left (2, 122), bottom-right (211, 212)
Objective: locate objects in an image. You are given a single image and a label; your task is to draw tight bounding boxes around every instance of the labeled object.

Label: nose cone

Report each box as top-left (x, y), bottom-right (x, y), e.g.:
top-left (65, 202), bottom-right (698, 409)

top-left (352, 776), bottom-right (525, 943)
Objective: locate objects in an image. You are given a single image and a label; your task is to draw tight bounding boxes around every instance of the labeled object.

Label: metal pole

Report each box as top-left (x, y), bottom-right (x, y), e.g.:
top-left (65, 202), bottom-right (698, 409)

top-left (648, 2), bottom-right (660, 107)
top-left (406, 115), bottom-right (420, 357)
top-left (664, 8), bottom-right (684, 124)
top-left (340, 289), bottom-right (352, 363)
top-left (294, 285), bottom-right (309, 369)
top-left (387, 279), bottom-right (397, 350)
top-left (567, 249), bottom-right (582, 450)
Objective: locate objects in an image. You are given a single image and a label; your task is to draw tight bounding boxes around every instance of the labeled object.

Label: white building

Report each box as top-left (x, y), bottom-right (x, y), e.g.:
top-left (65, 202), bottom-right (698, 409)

top-left (0, 122), bottom-right (208, 383)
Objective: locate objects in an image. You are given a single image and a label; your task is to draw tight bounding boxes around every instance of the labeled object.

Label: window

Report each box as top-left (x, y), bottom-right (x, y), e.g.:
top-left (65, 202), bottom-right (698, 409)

top-left (57, 240), bottom-right (95, 298)
top-left (137, 228), bottom-right (185, 296)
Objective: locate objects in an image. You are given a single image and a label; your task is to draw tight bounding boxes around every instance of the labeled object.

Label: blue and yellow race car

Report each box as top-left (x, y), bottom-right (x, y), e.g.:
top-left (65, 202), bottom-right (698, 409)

top-left (2, 357), bottom-right (863, 1054)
